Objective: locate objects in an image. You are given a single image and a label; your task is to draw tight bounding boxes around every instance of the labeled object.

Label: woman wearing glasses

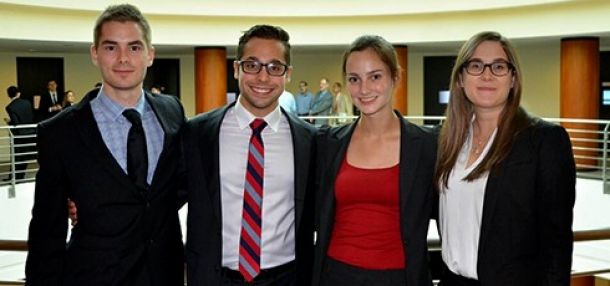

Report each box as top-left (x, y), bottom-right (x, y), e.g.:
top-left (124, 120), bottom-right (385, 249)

top-left (435, 31), bottom-right (576, 285)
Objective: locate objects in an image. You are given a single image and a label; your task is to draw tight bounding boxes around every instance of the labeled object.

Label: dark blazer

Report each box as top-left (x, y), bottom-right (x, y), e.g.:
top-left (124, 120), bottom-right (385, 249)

top-left (6, 97), bottom-right (35, 134)
top-left (26, 89), bottom-right (186, 286)
top-left (38, 90), bottom-right (64, 120)
top-left (471, 119), bottom-right (575, 286)
top-left (185, 102), bottom-right (317, 286)
top-left (312, 112), bottom-right (438, 286)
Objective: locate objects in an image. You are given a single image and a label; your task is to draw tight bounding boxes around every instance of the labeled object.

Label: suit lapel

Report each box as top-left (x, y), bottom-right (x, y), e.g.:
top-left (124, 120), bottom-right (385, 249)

top-left (72, 90), bottom-right (133, 189)
top-left (146, 92), bottom-right (180, 189)
top-left (317, 123), bottom-right (354, 248)
top-left (398, 117), bottom-right (423, 217)
top-left (285, 112), bottom-right (315, 232)
top-left (478, 164), bottom-right (502, 256)
top-left (479, 128), bottom-right (533, 252)
top-left (204, 105), bottom-right (232, 224)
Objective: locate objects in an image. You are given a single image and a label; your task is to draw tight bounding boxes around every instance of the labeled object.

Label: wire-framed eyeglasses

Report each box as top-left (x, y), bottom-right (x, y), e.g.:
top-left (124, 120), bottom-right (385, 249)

top-left (237, 60), bottom-right (289, 77)
top-left (462, 60), bottom-right (514, 77)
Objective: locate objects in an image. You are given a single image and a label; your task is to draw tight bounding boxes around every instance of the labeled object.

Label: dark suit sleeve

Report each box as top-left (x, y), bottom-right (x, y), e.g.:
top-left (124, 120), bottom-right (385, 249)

top-left (25, 123), bottom-right (70, 285)
top-left (536, 125), bottom-right (576, 286)
top-left (6, 105), bottom-right (19, 125)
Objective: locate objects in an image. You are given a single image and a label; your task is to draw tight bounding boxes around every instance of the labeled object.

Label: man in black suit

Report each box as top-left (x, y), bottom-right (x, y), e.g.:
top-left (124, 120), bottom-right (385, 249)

top-left (26, 4), bottom-right (186, 286)
top-left (185, 25), bottom-right (317, 286)
top-left (4, 85), bottom-right (35, 181)
top-left (36, 79), bottom-right (63, 121)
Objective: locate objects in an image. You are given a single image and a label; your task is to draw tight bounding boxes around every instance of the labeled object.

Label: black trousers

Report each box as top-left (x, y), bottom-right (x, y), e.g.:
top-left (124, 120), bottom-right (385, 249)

top-left (220, 261), bottom-right (295, 286)
top-left (319, 256), bottom-right (406, 286)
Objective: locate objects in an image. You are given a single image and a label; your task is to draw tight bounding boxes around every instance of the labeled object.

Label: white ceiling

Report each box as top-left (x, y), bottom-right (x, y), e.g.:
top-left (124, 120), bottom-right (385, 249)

top-left (1, 0), bottom-right (610, 56)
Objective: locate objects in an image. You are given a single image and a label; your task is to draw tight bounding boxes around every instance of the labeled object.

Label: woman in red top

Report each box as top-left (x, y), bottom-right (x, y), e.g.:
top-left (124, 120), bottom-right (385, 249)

top-left (312, 35), bottom-right (437, 285)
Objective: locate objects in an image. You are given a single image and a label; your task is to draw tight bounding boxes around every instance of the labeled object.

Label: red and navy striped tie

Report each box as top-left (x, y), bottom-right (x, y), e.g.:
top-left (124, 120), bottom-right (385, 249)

top-left (239, 118), bottom-right (267, 282)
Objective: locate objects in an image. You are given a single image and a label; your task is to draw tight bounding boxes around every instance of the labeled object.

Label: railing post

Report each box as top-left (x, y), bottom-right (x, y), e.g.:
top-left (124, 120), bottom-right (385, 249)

top-left (7, 130), bottom-right (16, 199)
top-left (602, 123), bottom-right (610, 195)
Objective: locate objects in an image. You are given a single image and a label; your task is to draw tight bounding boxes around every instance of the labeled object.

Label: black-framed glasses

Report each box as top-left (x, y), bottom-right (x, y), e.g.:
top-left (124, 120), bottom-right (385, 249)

top-left (237, 60), bottom-right (289, 77)
top-left (462, 60), bottom-right (514, 77)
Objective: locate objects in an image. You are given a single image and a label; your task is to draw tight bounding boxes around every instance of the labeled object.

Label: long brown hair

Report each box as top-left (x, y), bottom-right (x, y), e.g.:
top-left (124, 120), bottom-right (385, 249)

top-left (434, 31), bottom-right (533, 192)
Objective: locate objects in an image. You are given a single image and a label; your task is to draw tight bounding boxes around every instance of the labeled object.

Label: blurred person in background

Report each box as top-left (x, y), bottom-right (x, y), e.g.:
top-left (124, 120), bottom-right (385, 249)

top-left (331, 82), bottom-right (353, 125)
top-left (62, 90), bottom-right (76, 108)
top-left (4, 85), bottom-right (36, 181)
top-left (295, 80), bottom-right (314, 117)
top-left (310, 77), bottom-right (333, 126)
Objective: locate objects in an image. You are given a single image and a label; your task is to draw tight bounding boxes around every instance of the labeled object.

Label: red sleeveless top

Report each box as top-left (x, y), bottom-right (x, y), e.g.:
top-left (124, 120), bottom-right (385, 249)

top-left (327, 158), bottom-right (405, 269)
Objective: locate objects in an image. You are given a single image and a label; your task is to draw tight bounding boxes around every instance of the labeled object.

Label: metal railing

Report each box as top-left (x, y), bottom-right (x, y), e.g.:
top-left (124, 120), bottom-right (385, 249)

top-left (3, 116), bottom-right (610, 197)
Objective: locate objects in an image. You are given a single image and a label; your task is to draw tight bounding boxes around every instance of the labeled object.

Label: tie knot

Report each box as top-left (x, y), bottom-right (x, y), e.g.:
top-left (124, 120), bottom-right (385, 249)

top-left (122, 109), bottom-right (142, 125)
top-left (250, 119), bottom-right (267, 135)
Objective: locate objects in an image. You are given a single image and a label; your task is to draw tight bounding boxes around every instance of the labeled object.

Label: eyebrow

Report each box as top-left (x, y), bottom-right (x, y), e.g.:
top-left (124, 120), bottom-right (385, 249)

top-left (242, 56), bottom-right (284, 64)
top-left (100, 40), bottom-right (145, 46)
top-left (468, 57), bottom-right (509, 62)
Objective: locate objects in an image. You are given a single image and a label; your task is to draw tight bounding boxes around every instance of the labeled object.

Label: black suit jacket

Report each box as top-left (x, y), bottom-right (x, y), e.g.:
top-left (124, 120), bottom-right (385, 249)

top-left (312, 113), bottom-right (437, 286)
top-left (185, 103), bottom-right (317, 286)
top-left (38, 91), bottom-right (64, 120)
top-left (6, 98), bottom-right (35, 135)
top-left (26, 89), bottom-right (187, 286)
top-left (471, 119), bottom-right (575, 286)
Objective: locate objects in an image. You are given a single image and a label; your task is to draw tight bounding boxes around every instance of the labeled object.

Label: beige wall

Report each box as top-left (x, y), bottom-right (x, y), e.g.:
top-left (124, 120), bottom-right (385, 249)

top-left (286, 52), bottom-right (344, 99)
top-left (0, 42), bottom-right (564, 122)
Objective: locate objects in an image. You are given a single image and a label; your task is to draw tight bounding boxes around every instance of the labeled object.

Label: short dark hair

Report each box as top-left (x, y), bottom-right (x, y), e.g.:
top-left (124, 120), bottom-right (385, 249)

top-left (7, 86), bottom-right (19, 98)
top-left (93, 4), bottom-right (152, 49)
top-left (237, 25), bottom-right (291, 65)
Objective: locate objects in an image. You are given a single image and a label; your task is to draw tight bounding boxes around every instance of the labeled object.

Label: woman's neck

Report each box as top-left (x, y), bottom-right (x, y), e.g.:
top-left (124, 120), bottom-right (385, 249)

top-left (358, 110), bottom-right (400, 138)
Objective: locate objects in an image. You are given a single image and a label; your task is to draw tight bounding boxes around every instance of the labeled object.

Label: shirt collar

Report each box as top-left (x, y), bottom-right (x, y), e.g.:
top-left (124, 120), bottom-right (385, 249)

top-left (234, 100), bottom-right (282, 132)
top-left (95, 89), bottom-right (147, 121)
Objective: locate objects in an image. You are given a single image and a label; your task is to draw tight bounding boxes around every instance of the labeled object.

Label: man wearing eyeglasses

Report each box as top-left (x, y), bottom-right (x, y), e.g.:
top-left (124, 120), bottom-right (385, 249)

top-left (184, 25), bottom-right (317, 286)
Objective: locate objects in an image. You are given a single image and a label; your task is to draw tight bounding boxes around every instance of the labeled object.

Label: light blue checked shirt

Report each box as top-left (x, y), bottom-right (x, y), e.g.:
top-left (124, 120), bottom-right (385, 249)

top-left (90, 90), bottom-right (164, 184)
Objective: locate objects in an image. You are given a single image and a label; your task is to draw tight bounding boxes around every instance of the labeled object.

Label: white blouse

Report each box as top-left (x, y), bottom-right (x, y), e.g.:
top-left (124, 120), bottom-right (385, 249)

top-left (439, 125), bottom-right (497, 279)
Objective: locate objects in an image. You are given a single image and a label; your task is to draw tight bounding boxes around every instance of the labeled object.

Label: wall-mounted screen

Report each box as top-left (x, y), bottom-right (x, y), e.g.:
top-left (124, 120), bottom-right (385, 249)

top-left (439, 90), bottom-right (450, 105)
top-left (603, 90), bottom-right (610, 106)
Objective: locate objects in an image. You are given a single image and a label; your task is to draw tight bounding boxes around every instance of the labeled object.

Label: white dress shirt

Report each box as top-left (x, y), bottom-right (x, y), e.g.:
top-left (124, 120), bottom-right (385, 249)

top-left (220, 101), bottom-right (296, 270)
top-left (440, 124), bottom-right (497, 279)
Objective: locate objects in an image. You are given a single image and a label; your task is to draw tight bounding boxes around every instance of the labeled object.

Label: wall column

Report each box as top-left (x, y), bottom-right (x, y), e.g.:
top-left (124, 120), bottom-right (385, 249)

top-left (560, 37), bottom-right (599, 168)
top-left (394, 45), bottom-right (408, 115)
top-left (195, 47), bottom-right (227, 114)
